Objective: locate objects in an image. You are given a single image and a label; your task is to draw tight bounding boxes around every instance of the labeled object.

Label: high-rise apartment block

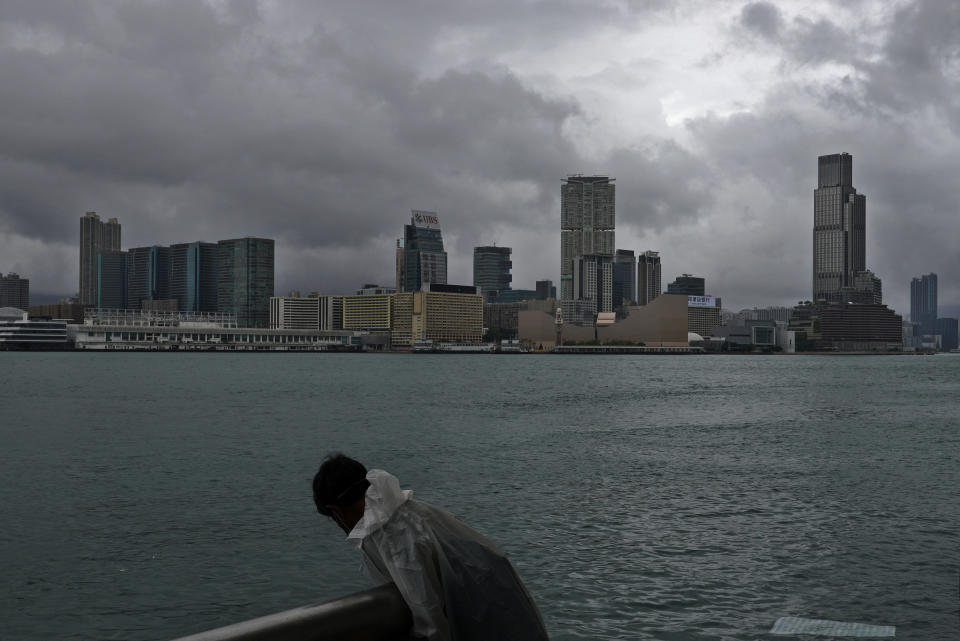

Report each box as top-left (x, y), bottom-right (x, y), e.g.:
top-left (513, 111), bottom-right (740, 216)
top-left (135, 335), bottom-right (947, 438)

top-left (96, 251), bottom-right (128, 309)
top-left (813, 153), bottom-right (866, 302)
top-left (80, 212), bottom-right (121, 306)
top-left (613, 249), bottom-right (636, 308)
top-left (473, 246), bottom-right (512, 299)
top-left (637, 250), bottom-right (661, 305)
top-left (910, 273), bottom-right (938, 335)
top-left (169, 242), bottom-right (218, 313)
top-left (561, 175), bottom-right (615, 325)
top-left (126, 246), bottom-right (172, 311)
top-left (397, 211), bottom-right (447, 292)
top-left (217, 238), bottom-right (275, 328)
top-left (0, 273), bottom-right (30, 309)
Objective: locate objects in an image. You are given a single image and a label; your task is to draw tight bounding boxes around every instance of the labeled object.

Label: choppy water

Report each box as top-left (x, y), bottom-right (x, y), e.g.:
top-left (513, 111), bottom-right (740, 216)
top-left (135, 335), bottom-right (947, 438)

top-left (1, 353), bottom-right (958, 640)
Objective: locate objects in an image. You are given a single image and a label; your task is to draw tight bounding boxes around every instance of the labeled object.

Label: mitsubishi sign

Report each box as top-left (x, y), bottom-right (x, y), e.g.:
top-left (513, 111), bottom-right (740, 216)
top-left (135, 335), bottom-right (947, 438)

top-left (411, 210), bottom-right (440, 228)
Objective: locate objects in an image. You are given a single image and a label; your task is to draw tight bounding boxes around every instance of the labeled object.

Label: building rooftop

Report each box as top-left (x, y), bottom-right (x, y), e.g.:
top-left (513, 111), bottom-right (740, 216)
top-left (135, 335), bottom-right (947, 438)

top-left (0, 307), bottom-right (27, 320)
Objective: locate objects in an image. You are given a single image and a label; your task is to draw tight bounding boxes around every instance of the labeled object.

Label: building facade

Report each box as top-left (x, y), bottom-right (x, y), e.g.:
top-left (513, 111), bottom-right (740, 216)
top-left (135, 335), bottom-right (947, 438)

top-left (840, 270), bottom-right (883, 305)
top-left (637, 250), bottom-right (661, 306)
top-left (935, 317), bottom-right (958, 351)
top-left (473, 246), bottom-right (512, 299)
top-left (789, 302), bottom-right (902, 351)
top-left (686, 296), bottom-right (722, 337)
top-left (80, 212), bottom-right (121, 307)
top-left (0, 273), bottom-right (29, 309)
top-left (910, 273), bottom-right (938, 335)
top-left (96, 251), bottom-right (128, 309)
top-left (667, 274), bottom-right (705, 296)
top-left (613, 249), bottom-right (636, 309)
top-left (0, 307), bottom-right (68, 350)
top-left (126, 246), bottom-right (171, 310)
top-left (535, 280), bottom-right (556, 300)
top-left (813, 153), bottom-right (866, 302)
top-left (169, 242), bottom-right (218, 313)
top-left (270, 296), bottom-right (320, 330)
top-left (342, 293), bottom-right (393, 332)
top-left (313, 295), bottom-right (344, 331)
top-left (217, 238), bottom-right (275, 328)
top-left (357, 284), bottom-right (397, 296)
top-left (398, 211), bottom-right (447, 292)
top-left (28, 302), bottom-right (85, 324)
top-left (561, 175), bottom-right (615, 323)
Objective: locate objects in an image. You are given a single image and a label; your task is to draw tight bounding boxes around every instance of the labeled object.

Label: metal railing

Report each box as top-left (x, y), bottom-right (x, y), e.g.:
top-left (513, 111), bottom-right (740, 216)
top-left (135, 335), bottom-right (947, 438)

top-left (170, 584), bottom-right (413, 641)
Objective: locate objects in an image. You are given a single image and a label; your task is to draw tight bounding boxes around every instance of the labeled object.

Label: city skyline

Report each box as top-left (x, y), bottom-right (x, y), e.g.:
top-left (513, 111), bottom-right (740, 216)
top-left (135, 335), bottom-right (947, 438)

top-left (0, 2), bottom-right (958, 316)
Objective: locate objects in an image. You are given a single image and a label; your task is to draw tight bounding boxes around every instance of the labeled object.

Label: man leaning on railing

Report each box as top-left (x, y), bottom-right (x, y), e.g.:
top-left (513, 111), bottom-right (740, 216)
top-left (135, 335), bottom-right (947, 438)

top-left (313, 454), bottom-right (550, 641)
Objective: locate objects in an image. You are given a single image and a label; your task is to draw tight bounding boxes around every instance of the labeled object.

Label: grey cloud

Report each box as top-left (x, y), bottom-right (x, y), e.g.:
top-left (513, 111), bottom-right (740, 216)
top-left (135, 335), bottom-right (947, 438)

top-left (0, 0), bottom-right (957, 312)
top-left (740, 2), bottom-right (782, 40)
top-left (609, 142), bottom-right (715, 233)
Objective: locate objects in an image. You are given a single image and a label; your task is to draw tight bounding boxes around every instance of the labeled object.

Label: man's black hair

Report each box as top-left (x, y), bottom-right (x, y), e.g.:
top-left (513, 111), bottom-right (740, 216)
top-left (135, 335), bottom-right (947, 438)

top-left (313, 453), bottom-right (370, 516)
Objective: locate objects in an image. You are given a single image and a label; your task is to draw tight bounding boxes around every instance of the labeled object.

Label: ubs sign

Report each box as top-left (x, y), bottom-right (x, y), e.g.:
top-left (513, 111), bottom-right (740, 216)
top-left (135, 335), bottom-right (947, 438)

top-left (412, 210), bottom-right (440, 228)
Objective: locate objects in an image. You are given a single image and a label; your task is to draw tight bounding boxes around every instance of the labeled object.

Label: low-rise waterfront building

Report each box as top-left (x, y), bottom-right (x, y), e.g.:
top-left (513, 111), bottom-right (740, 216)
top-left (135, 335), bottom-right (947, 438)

top-left (0, 307), bottom-right (69, 350)
top-left (69, 309), bottom-right (380, 351)
top-left (270, 296), bottom-right (320, 330)
top-left (314, 295), bottom-right (344, 331)
top-left (521, 292), bottom-right (687, 349)
top-left (737, 306), bottom-right (794, 323)
top-left (342, 293), bottom-right (393, 332)
top-left (788, 302), bottom-right (902, 351)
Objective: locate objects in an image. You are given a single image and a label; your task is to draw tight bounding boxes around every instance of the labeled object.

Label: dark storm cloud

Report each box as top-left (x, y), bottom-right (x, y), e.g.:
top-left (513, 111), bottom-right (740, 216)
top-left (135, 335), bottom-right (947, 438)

top-left (0, 0), bottom-right (691, 294)
top-left (686, 1), bottom-right (960, 311)
top-left (0, 0), bottom-right (957, 313)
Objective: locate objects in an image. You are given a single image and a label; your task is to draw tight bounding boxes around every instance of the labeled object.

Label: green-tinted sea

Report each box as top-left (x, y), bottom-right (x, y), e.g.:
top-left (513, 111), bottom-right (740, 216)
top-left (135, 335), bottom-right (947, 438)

top-left (1, 353), bottom-right (957, 640)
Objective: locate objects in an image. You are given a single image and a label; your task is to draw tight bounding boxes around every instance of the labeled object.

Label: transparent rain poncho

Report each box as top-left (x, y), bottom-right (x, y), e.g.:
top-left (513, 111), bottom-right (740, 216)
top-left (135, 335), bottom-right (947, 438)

top-left (346, 470), bottom-right (549, 641)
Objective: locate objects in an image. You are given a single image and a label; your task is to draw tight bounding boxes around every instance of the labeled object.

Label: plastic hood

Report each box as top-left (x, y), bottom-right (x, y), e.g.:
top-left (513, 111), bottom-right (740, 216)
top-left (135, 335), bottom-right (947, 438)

top-left (345, 469), bottom-right (412, 547)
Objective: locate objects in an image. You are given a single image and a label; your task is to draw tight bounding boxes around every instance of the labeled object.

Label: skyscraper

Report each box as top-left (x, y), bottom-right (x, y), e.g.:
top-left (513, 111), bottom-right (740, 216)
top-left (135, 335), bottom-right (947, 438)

top-left (126, 246), bottom-right (171, 310)
top-left (666, 274), bottom-right (705, 296)
top-left (535, 280), bottom-right (556, 300)
top-left (169, 241), bottom-right (218, 313)
top-left (910, 273), bottom-right (938, 335)
top-left (613, 249), bottom-right (636, 308)
top-left (80, 212), bottom-right (121, 306)
top-left (561, 175), bottom-right (615, 325)
top-left (473, 246), bottom-right (512, 299)
top-left (0, 273), bottom-right (29, 309)
top-left (96, 251), bottom-right (128, 309)
top-left (398, 211), bottom-right (447, 292)
top-left (637, 250), bottom-right (661, 305)
top-left (813, 153), bottom-right (866, 302)
top-left (217, 237), bottom-right (275, 327)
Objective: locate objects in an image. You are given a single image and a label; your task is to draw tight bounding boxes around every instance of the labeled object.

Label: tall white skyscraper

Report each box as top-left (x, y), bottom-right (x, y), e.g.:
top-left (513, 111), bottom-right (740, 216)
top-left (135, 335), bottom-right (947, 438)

top-left (560, 175), bottom-right (615, 325)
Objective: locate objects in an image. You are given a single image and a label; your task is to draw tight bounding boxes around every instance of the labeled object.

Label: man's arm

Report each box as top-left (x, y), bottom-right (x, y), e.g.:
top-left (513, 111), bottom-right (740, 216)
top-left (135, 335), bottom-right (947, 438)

top-left (370, 529), bottom-right (451, 641)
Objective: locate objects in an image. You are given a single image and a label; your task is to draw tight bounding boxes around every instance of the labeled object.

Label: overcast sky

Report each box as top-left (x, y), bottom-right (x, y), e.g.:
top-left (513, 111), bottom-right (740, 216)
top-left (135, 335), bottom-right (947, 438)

top-left (1, 0), bottom-right (957, 314)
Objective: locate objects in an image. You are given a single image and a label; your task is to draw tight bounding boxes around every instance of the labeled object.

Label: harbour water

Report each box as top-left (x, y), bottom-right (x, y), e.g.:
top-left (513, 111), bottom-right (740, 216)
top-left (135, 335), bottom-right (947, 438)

top-left (1, 353), bottom-right (957, 640)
